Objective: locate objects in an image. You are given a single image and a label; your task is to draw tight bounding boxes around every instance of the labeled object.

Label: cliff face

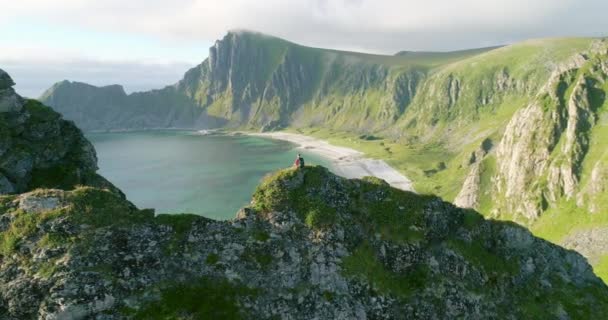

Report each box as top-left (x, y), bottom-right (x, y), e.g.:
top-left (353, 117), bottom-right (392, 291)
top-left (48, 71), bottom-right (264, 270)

top-left (492, 51), bottom-right (606, 220)
top-left (40, 31), bottom-right (470, 132)
top-left (0, 69), bottom-right (117, 195)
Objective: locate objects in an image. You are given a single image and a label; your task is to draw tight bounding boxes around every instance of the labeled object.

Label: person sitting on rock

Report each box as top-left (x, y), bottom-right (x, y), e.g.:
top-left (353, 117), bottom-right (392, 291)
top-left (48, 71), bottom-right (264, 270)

top-left (294, 153), bottom-right (305, 169)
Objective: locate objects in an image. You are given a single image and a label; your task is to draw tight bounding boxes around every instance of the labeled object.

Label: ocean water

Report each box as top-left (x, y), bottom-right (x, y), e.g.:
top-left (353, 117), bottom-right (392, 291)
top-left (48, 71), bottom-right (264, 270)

top-left (87, 131), bottom-right (334, 220)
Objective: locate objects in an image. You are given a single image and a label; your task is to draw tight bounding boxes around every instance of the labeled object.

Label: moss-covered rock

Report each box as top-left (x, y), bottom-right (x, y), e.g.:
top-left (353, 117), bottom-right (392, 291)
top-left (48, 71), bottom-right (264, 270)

top-left (0, 97), bottom-right (119, 195)
top-left (1, 166), bottom-right (607, 319)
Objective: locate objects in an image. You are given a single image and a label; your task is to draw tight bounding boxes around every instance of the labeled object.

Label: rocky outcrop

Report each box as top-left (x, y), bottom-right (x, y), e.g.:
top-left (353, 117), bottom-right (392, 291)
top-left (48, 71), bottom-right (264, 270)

top-left (545, 74), bottom-right (596, 203)
top-left (493, 45), bottom-right (608, 220)
top-left (494, 101), bottom-right (553, 219)
top-left (454, 164), bottom-right (481, 208)
top-left (1, 167), bottom-right (607, 319)
top-left (580, 161), bottom-right (608, 213)
top-left (454, 139), bottom-right (493, 209)
top-left (0, 69), bottom-right (23, 113)
top-left (0, 71), bottom-right (119, 195)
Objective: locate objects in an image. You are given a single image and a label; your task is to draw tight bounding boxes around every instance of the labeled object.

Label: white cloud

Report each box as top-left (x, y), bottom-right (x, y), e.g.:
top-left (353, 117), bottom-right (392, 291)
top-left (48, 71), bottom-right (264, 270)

top-left (1, 0), bottom-right (607, 96)
top-left (4, 0), bottom-right (605, 52)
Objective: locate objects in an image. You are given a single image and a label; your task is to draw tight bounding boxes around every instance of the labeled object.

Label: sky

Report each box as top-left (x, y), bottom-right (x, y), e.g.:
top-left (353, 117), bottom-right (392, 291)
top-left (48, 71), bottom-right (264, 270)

top-left (1, 0), bottom-right (607, 98)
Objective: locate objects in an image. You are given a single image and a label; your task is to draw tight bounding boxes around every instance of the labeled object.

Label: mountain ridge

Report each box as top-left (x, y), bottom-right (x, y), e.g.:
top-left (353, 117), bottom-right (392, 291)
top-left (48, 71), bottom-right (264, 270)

top-left (40, 30), bottom-right (502, 131)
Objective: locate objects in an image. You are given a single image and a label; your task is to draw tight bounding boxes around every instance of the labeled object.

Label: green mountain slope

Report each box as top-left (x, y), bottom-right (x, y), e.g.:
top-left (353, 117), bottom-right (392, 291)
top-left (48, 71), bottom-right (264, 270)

top-left (40, 31), bottom-right (496, 131)
top-left (38, 32), bottom-right (608, 280)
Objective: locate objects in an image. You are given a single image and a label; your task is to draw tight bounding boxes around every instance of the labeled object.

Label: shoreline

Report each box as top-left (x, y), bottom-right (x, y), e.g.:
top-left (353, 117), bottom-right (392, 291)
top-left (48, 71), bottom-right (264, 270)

top-left (249, 132), bottom-right (415, 192)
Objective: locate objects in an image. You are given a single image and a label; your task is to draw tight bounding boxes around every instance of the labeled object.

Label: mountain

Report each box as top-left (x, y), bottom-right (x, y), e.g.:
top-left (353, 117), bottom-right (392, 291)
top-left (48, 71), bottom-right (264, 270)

top-left (40, 31), bottom-right (497, 132)
top-left (39, 81), bottom-right (206, 131)
top-left (1, 73), bottom-right (608, 317)
top-left (39, 32), bottom-right (608, 280)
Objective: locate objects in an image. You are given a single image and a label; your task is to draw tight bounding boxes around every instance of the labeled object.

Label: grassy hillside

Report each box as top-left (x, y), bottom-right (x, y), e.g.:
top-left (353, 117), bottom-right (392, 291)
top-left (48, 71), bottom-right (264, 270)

top-left (287, 37), bottom-right (608, 280)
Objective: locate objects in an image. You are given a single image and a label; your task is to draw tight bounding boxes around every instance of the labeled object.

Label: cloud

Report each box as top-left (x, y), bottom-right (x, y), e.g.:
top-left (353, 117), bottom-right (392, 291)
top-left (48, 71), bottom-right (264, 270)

top-left (2, 0), bottom-right (607, 96)
top-left (4, 0), bottom-right (607, 52)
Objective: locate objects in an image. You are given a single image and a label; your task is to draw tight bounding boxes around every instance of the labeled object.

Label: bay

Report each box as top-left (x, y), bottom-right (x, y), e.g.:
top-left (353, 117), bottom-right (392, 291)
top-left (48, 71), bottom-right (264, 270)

top-left (87, 131), bottom-right (335, 220)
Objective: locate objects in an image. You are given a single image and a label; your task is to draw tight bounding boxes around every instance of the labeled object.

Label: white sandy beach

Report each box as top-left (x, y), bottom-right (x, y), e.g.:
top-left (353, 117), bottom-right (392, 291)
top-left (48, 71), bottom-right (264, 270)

top-left (250, 132), bottom-right (415, 192)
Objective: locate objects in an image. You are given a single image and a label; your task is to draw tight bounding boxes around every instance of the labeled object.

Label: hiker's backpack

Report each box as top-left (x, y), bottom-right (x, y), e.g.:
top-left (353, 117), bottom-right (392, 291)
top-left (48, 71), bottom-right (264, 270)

top-left (298, 157), bottom-right (305, 168)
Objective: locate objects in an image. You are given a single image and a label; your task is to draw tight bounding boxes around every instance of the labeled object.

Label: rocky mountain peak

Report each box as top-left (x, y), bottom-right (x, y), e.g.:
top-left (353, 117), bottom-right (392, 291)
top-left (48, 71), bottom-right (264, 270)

top-left (0, 68), bottom-right (23, 113)
top-left (0, 68), bottom-right (15, 89)
top-left (43, 80), bottom-right (127, 98)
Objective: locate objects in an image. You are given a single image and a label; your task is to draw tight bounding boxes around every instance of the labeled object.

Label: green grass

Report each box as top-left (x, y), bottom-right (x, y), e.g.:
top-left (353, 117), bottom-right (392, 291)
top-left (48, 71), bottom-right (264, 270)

top-left (241, 248), bottom-right (273, 269)
top-left (0, 210), bottom-right (33, 255)
top-left (37, 232), bottom-right (72, 249)
top-left (341, 242), bottom-right (428, 298)
top-left (252, 165), bottom-right (434, 241)
top-left (515, 274), bottom-right (608, 319)
top-left (0, 207), bottom-right (65, 256)
top-left (67, 187), bottom-right (152, 228)
top-left (0, 187), bottom-right (208, 261)
top-left (593, 255), bottom-right (608, 283)
top-left (36, 259), bottom-right (59, 279)
top-left (349, 180), bottom-right (432, 243)
top-left (531, 199), bottom-right (608, 243)
top-left (304, 208), bottom-right (336, 229)
top-left (447, 239), bottom-right (519, 274)
top-left (252, 229), bottom-right (270, 242)
top-left (462, 208), bottom-right (485, 230)
top-left (23, 99), bottom-right (60, 122)
top-left (206, 253), bottom-right (220, 265)
top-left (252, 166), bottom-right (338, 230)
top-left (130, 277), bottom-right (257, 320)
top-left (291, 127), bottom-right (452, 193)
top-left (155, 213), bottom-right (202, 252)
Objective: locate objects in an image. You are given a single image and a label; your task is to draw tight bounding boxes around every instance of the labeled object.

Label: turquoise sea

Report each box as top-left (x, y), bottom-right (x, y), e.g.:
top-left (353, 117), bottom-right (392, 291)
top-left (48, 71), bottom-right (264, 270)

top-left (87, 131), bottom-right (334, 220)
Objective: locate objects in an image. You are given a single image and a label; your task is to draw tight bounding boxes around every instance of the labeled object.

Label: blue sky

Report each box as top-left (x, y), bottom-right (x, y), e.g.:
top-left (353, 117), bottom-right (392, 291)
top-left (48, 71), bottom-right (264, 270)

top-left (1, 0), bottom-right (607, 97)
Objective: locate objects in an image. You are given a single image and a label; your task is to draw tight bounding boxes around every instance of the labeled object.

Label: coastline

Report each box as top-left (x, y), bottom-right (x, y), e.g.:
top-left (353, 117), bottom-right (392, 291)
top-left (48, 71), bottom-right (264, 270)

top-left (248, 132), bottom-right (415, 192)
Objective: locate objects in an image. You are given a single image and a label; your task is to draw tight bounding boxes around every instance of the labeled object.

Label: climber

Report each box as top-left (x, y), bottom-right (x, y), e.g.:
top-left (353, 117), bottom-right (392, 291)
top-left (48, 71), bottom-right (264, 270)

top-left (294, 153), bottom-right (305, 169)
